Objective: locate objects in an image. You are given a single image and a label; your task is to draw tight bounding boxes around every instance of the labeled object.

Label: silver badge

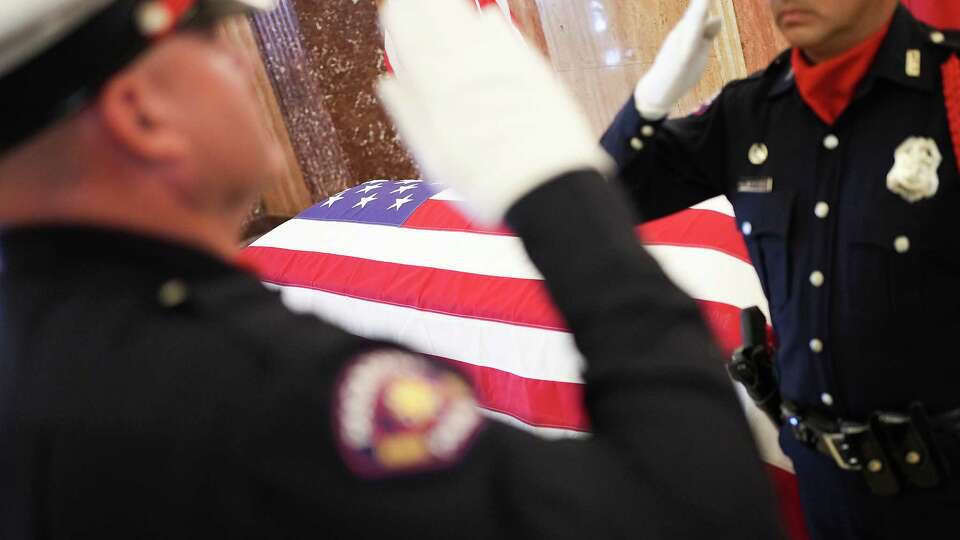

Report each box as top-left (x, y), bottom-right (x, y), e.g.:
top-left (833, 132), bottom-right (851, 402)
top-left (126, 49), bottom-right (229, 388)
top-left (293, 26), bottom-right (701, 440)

top-left (886, 137), bottom-right (941, 203)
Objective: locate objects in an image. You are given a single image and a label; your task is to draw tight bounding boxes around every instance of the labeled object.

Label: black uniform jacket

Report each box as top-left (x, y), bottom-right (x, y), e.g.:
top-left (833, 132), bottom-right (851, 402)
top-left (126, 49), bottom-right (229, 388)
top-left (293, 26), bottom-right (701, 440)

top-left (602, 6), bottom-right (960, 420)
top-left (0, 172), bottom-right (782, 539)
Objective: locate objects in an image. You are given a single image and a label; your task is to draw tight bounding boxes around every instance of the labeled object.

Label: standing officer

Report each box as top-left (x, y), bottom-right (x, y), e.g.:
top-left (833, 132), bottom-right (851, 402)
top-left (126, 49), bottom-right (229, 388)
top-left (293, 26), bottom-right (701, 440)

top-left (0, 1), bottom-right (784, 538)
top-left (601, 0), bottom-right (960, 538)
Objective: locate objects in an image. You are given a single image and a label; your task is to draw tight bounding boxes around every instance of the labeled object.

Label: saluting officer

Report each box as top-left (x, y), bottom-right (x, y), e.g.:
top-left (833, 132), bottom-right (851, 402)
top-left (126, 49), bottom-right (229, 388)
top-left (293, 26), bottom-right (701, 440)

top-left (0, 1), bottom-right (784, 539)
top-left (602, 0), bottom-right (960, 538)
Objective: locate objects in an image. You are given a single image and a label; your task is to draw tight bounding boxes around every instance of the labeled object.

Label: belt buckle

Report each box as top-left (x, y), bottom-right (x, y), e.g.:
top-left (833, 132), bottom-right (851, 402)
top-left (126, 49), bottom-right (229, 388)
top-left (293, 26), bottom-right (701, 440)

top-left (822, 432), bottom-right (862, 471)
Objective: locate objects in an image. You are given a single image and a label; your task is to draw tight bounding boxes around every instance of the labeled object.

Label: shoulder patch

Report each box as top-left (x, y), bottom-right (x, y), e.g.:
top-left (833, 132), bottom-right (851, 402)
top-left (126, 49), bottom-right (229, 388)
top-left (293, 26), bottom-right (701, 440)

top-left (334, 349), bottom-right (483, 479)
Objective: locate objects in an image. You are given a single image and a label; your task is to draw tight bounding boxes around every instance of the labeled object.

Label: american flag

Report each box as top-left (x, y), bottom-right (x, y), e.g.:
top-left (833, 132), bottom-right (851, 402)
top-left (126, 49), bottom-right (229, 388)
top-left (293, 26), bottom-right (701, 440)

top-left (241, 179), bottom-right (809, 539)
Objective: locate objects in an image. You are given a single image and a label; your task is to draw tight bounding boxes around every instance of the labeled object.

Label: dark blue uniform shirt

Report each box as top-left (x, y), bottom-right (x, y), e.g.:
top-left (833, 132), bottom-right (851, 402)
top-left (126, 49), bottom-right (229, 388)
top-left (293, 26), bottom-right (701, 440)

top-left (602, 6), bottom-right (960, 420)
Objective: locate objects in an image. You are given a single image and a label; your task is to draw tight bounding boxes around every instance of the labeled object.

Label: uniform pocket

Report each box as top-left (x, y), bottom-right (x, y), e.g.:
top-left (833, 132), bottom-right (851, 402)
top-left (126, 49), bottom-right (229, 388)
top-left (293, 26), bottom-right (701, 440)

top-left (733, 190), bottom-right (795, 310)
top-left (845, 220), bottom-right (895, 319)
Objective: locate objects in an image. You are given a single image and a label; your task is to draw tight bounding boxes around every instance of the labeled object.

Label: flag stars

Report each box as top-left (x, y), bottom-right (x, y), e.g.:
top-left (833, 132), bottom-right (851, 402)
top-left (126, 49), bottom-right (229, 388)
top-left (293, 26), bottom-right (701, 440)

top-left (388, 195), bottom-right (415, 211)
top-left (391, 185), bottom-right (419, 195)
top-left (321, 192), bottom-right (346, 207)
top-left (356, 183), bottom-right (385, 195)
top-left (396, 180), bottom-right (422, 185)
top-left (353, 194), bottom-right (379, 208)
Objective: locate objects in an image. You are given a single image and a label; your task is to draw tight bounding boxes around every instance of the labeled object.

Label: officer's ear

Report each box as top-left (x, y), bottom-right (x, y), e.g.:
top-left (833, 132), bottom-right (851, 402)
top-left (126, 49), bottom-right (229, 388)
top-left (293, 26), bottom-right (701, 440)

top-left (97, 70), bottom-right (190, 164)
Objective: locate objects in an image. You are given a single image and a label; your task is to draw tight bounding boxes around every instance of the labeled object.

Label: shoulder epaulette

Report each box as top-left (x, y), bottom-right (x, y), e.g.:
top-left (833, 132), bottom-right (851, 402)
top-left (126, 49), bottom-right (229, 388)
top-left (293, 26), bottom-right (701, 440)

top-left (920, 22), bottom-right (960, 52)
top-left (762, 49), bottom-right (793, 79)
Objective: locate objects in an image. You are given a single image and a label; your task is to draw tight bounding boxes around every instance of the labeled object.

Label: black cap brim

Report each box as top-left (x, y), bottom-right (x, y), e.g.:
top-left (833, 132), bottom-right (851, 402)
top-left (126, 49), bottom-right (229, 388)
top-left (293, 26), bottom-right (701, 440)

top-left (0, 0), bottom-right (276, 154)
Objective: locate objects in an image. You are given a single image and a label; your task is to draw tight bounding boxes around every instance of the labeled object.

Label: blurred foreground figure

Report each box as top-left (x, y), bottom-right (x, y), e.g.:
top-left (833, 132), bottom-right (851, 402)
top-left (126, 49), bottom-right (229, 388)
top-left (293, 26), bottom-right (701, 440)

top-left (0, 1), bottom-right (782, 538)
top-left (602, 0), bottom-right (960, 538)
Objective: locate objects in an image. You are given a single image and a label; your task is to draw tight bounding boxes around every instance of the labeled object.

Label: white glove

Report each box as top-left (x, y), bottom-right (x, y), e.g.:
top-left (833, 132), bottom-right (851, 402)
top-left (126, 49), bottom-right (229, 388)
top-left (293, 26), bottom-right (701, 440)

top-left (376, 0), bottom-right (613, 225)
top-left (634, 0), bottom-right (722, 120)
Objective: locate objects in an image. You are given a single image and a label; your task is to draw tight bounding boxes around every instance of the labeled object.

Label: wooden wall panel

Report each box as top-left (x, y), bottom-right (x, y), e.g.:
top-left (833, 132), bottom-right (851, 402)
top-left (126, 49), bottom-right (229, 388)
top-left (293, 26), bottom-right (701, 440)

top-left (536, 0), bottom-right (754, 136)
top-left (732, 0), bottom-right (789, 73)
top-left (236, 0), bottom-right (787, 217)
top-left (218, 16), bottom-right (312, 217)
top-left (506, 0), bottom-right (552, 58)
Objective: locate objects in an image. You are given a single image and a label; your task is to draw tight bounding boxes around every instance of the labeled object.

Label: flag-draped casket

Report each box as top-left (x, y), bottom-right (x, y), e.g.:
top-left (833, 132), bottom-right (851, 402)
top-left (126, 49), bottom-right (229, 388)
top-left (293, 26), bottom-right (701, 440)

top-left (241, 180), bottom-right (809, 539)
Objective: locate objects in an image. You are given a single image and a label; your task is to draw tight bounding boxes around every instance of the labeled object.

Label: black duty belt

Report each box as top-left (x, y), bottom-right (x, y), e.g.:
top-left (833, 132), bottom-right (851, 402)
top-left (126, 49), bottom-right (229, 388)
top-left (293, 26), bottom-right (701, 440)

top-left (782, 401), bottom-right (960, 496)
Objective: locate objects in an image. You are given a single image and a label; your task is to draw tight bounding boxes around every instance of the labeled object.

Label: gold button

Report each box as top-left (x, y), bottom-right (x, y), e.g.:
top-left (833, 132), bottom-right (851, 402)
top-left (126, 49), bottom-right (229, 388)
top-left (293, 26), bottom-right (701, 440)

top-left (641, 125), bottom-right (655, 137)
top-left (741, 221), bottom-right (753, 236)
top-left (809, 338), bottom-right (824, 353)
top-left (823, 134), bottom-right (839, 150)
top-left (630, 137), bottom-right (644, 151)
top-left (814, 202), bottom-right (830, 219)
top-left (905, 451), bottom-right (922, 465)
top-left (820, 392), bottom-right (834, 406)
top-left (748, 143), bottom-right (769, 165)
top-left (158, 279), bottom-right (189, 308)
top-left (894, 235), bottom-right (910, 254)
top-left (868, 459), bottom-right (884, 473)
top-left (810, 271), bottom-right (825, 288)
top-left (931, 31), bottom-right (946, 44)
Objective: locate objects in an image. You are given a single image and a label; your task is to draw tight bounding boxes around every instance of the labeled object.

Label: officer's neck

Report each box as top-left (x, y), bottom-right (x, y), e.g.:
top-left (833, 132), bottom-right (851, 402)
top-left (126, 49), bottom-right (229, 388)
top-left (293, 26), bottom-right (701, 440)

top-left (800, 6), bottom-right (897, 64)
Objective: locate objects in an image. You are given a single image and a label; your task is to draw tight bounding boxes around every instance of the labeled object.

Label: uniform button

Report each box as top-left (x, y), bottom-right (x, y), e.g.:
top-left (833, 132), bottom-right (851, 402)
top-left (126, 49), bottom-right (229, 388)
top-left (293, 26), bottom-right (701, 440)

top-left (809, 338), bottom-right (824, 353)
top-left (814, 202), bottom-right (830, 219)
top-left (158, 279), bottom-right (189, 308)
top-left (810, 271), bottom-right (825, 287)
top-left (868, 459), bottom-right (884, 473)
top-left (894, 235), bottom-right (911, 254)
top-left (741, 221), bottom-right (753, 236)
top-left (641, 125), bottom-right (655, 137)
top-left (748, 143), bottom-right (769, 165)
top-left (905, 451), bottom-right (922, 465)
top-left (823, 134), bottom-right (840, 150)
top-left (931, 31), bottom-right (946, 44)
top-left (630, 137), bottom-right (644, 151)
top-left (820, 392), bottom-right (834, 406)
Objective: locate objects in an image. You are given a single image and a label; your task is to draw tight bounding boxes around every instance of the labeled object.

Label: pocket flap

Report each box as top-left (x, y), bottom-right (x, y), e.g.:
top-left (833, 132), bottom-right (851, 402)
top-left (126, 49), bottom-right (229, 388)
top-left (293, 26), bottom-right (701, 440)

top-left (732, 190), bottom-right (795, 238)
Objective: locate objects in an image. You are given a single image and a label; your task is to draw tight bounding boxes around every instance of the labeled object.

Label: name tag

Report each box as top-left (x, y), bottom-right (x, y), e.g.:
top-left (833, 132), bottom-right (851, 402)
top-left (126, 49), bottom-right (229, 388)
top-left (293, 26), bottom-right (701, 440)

top-left (737, 177), bottom-right (774, 193)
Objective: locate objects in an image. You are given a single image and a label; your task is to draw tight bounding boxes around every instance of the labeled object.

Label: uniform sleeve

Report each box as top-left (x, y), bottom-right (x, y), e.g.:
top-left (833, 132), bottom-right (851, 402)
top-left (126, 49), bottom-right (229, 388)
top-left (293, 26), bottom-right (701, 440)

top-left (496, 170), bottom-right (784, 540)
top-left (600, 93), bottom-right (729, 222)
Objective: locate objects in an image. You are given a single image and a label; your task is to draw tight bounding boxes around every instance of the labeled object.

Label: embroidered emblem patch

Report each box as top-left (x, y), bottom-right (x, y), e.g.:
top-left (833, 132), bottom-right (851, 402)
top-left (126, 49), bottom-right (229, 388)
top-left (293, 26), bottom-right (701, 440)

top-left (886, 137), bottom-right (942, 203)
top-left (335, 349), bottom-right (483, 479)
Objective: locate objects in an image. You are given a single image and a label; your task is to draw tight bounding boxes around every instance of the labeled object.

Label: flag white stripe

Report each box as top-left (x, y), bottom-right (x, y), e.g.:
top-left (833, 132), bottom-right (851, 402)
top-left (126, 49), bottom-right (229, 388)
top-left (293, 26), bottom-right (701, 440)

top-left (481, 409), bottom-right (589, 440)
top-left (253, 219), bottom-right (541, 279)
top-left (254, 219), bottom-right (767, 320)
top-left (268, 283), bottom-right (788, 467)
top-left (269, 283), bottom-right (587, 383)
top-left (429, 188), bottom-right (464, 201)
top-left (690, 195), bottom-right (735, 217)
top-left (645, 245), bottom-right (770, 320)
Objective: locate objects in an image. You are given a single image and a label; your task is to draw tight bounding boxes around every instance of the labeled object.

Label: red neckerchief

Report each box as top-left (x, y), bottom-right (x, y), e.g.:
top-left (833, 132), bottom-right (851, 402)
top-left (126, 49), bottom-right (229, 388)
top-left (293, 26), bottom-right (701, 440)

top-left (943, 56), bottom-right (960, 171)
top-left (791, 22), bottom-right (891, 125)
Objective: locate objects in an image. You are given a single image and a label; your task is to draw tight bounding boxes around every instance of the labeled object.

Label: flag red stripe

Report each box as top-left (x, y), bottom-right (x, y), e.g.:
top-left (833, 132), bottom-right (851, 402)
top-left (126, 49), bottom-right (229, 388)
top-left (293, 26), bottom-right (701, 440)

top-left (242, 246), bottom-right (747, 355)
top-left (639, 209), bottom-right (750, 264)
top-left (241, 246), bottom-right (568, 331)
top-left (765, 464), bottom-right (810, 540)
top-left (435, 355), bottom-right (590, 430)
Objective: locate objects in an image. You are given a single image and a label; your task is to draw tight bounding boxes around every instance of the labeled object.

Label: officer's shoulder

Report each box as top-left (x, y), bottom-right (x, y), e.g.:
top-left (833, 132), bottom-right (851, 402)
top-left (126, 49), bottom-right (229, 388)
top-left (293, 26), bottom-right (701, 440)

top-left (154, 271), bottom-right (486, 477)
top-left (157, 271), bottom-right (364, 360)
top-left (716, 49), bottom-right (791, 102)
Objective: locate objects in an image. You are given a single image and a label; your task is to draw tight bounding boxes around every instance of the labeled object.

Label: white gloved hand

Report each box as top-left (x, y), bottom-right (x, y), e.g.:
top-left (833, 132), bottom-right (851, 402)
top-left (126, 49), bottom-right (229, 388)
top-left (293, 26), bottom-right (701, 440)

top-left (376, 0), bottom-right (613, 225)
top-left (634, 0), bottom-right (722, 120)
